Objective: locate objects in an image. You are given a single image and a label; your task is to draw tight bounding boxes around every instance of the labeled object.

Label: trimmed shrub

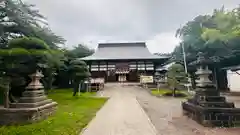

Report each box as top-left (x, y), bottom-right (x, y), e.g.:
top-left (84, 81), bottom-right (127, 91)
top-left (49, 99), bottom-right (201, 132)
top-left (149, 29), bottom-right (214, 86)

top-left (162, 91), bottom-right (187, 97)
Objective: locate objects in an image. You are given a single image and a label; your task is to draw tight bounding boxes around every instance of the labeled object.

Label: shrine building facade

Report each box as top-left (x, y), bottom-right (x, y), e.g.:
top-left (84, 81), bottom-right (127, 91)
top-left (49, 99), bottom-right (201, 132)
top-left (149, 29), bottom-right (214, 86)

top-left (80, 42), bottom-right (169, 82)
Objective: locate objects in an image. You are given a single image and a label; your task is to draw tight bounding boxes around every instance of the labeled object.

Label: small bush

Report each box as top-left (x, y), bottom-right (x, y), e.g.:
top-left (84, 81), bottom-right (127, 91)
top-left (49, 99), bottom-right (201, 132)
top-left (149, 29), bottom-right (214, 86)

top-left (151, 89), bottom-right (189, 98)
top-left (162, 91), bottom-right (187, 97)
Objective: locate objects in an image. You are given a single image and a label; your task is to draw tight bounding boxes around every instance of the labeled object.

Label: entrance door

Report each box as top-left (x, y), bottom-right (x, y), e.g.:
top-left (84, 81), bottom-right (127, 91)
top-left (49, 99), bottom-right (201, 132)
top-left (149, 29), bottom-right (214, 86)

top-left (118, 75), bottom-right (126, 82)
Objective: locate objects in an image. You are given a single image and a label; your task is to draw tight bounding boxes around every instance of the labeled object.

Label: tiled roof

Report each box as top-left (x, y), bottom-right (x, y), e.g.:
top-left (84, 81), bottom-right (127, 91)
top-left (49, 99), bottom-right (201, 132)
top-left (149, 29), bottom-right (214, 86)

top-left (80, 42), bottom-right (168, 60)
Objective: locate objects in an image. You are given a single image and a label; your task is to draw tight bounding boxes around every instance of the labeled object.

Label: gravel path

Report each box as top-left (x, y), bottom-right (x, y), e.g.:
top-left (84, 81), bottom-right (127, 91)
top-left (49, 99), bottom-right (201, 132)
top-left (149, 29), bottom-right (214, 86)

top-left (83, 83), bottom-right (240, 135)
top-left (135, 86), bottom-right (240, 135)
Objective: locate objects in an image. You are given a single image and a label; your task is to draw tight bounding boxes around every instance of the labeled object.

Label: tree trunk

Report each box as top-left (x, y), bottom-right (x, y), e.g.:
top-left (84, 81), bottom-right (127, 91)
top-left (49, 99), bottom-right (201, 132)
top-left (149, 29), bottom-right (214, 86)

top-left (78, 81), bottom-right (82, 96)
top-left (45, 75), bottom-right (53, 92)
top-left (3, 77), bottom-right (10, 108)
top-left (73, 80), bottom-right (79, 96)
top-left (173, 87), bottom-right (176, 97)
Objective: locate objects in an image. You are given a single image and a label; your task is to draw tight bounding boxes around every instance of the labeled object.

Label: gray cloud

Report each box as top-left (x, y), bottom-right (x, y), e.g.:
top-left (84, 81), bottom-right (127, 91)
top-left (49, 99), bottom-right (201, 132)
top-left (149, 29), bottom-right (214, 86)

top-left (25, 0), bottom-right (239, 52)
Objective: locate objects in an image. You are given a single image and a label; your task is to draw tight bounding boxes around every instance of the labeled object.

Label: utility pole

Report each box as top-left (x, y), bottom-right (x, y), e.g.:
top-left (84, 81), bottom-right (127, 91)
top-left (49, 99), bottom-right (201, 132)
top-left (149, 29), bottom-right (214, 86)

top-left (181, 43), bottom-right (191, 92)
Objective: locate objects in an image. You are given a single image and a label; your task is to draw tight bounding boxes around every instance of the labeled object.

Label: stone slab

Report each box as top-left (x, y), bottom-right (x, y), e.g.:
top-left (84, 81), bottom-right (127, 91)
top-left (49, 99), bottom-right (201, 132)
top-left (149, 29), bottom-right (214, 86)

top-left (19, 95), bottom-right (47, 103)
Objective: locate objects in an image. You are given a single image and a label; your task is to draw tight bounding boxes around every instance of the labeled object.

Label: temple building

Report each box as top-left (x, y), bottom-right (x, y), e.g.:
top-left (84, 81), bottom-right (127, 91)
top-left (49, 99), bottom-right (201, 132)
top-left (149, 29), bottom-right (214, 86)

top-left (80, 42), bottom-right (169, 82)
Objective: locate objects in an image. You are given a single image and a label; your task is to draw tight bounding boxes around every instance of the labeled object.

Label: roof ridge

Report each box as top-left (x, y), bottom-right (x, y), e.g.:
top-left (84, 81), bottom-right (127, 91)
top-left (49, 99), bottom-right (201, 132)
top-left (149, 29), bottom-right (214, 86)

top-left (98, 42), bottom-right (146, 48)
top-left (80, 42), bottom-right (170, 60)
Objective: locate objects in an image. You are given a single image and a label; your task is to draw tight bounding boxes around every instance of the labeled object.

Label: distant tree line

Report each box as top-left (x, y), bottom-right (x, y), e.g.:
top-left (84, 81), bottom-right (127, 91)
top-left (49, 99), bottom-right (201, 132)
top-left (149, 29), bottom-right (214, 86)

top-left (168, 5), bottom-right (240, 90)
top-left (172, 6), bottom-right (240, 69)
top-left (0, 0), bottom-right (94, 105)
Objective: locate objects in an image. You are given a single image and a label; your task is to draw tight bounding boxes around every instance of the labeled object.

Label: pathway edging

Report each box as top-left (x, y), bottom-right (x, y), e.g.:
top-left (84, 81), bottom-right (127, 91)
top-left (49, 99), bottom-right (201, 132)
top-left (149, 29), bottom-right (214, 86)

top-left (136, 97), bottom-right (159, 135)
top-left (79, 97), bottom-right (110, 135)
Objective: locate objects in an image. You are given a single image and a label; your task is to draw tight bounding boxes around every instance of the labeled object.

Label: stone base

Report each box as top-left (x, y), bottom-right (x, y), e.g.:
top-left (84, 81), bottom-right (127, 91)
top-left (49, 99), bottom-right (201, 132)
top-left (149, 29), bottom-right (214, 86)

top-left (182, 101), bottom-right (240, 127)
top-left (0, 102), bottom-right (57, 125)
top-left (9, 99), bottom-right (53, 108)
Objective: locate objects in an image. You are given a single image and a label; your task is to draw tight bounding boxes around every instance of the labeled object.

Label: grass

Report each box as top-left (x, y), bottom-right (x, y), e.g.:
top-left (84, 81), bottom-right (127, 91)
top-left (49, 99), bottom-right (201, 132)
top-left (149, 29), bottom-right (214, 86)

top-left (151, 89), bottom-right (189, 98)
top-left (0, 89), bottom-right (108, 135)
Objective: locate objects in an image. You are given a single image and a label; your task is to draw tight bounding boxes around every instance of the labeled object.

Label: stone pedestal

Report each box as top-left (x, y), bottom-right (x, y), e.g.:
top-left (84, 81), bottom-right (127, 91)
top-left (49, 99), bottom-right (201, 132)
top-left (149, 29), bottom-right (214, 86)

top-left (0, 71), bottom-right (57, 125)
top-left (182, 53), bottom-right (240, 127)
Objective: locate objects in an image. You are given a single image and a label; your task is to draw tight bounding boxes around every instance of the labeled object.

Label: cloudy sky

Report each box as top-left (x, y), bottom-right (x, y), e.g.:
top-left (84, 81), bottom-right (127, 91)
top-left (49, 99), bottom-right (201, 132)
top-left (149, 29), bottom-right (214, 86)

top-left (25, 0), bottom-right (239, 53)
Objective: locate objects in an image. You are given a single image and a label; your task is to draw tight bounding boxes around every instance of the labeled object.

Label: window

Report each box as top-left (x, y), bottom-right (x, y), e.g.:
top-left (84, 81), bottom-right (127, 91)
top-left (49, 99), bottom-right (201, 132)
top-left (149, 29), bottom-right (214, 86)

top-left (138, 64), bottom-right (145, 68)
top-left (91, 65), bottom-right (98, 68)
top-left (138, 67), bottom-right (145, 70)
top-left (99, 67), bottom-right (107, 71)
top-left (130, 67), bottom-right (136, 69)
top-left (146, 64), bottom-right (154, 67)
top-left (108, 65), bottom-right (115, 67)
top-left (129, 64), bottom-right (137, 67)
top-left (100, 61), bottom-right (107, 68)
top-left (146, 67), bottom-right (154, 70)
top-left (100, 65), bottom-right (107, 68)
top-left (108, 67), bottom-right (115, 70)
top-left (91, 67), bottom-right (98, 71)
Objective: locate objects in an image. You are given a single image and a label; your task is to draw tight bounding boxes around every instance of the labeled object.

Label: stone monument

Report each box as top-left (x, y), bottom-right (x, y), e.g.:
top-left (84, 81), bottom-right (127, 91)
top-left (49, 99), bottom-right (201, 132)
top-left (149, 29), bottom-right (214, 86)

top-left (182, 52), bottom-right (240, 127)
top-left (0, 70), bottom-right (57, 125)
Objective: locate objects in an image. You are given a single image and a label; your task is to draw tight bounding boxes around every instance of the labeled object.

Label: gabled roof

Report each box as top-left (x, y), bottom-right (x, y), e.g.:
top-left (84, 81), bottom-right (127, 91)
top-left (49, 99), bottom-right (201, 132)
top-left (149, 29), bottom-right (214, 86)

top-left (80, 42), bottom-right (168, 60)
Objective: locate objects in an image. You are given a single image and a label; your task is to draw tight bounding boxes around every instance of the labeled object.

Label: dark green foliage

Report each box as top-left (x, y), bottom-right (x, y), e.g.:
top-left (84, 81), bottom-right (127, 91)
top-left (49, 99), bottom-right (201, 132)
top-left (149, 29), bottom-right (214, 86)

top-left (8, 37), bottom-right (50, 50)
top-left (0, 0), bottom-right (66, 92)
top-left (68, 60), bottom-right (90, 96)
top-left (173, 6), bottom-right (240, 68)
top-left (151, 89), bottom-right (188, 98)
top-left (0, 0), bottom-right (65, 48)
top-left (0, 0), bottom-right (94, 99)
top-left (167, 64), bottom-right (187, 97)
top-left (0, 37), bottom-right (56, 103)
top-left (0, 90), bottom-right (3, 105)
top-left (5, 38), bottom-right (65, 92)
top-left (54, 46), bottom-right (93, 89)
top-left (0, 77), bottom-right (4, 105)
top-left (5, 37), bottom-right (52, 73)
top-left (162, 92), bottom-right (187, 97)
top-left (66, 44), bottom-right (94, 58)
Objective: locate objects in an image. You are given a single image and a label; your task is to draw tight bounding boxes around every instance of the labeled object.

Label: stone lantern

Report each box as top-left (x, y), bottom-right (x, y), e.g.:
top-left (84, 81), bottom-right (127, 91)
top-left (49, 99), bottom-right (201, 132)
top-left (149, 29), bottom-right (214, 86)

top-left (194, 52), bottom-right (214, 88)
top-left (0, 70), bottom-right (58, 125)
top-left (26, 70), bottom-right (44, 90)
top-left (182, 52), bottom-right (240, 127)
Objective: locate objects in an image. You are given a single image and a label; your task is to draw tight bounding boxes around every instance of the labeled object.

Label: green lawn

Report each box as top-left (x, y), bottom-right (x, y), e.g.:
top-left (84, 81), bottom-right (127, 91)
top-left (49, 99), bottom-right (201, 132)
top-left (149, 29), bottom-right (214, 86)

top-left (0, 89), bottom-right (108, 135)
top-left (151, 89), bottom-right (189, 97)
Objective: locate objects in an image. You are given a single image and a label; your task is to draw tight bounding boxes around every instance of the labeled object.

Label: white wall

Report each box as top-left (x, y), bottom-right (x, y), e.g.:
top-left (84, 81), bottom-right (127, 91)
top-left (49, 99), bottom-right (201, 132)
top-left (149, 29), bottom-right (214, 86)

top-left (227, 69), bottom-right (240, 92)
